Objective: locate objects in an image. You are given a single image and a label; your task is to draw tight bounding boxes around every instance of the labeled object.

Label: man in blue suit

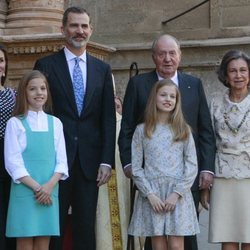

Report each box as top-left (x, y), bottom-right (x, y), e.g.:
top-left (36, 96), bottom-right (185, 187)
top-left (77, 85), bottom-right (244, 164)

top-left (34, 6), bottom-right (116, 250)
top-left (118, 34), bottom-right (215, 250)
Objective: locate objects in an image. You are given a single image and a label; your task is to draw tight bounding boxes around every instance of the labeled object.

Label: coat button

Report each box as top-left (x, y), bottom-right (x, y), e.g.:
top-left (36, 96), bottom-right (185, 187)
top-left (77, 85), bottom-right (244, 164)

top-left (74, 136), bottom-right (78, 141)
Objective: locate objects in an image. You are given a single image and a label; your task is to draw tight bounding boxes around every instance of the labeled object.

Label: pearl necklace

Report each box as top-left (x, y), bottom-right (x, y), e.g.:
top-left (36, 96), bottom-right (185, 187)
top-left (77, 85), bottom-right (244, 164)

top-left (223, 107), bottom-right (250, 134)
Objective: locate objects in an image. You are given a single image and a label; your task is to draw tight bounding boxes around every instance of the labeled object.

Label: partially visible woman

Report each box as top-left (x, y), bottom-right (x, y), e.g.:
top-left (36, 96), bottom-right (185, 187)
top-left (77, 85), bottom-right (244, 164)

top-left (96, 94), bottom-right (131, 250)
top-left (207, 50), bottom-right (250, 250)
top-left (0, 44), bottom-right (16, 250)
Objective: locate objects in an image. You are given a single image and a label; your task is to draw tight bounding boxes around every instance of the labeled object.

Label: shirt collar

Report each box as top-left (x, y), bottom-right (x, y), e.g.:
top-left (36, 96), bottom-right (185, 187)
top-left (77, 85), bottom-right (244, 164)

top-left (224, 89), bottom-right (250, 113)
top-left (64, 47), bottom-right (87, 63)
top-left (156, 71), bottom-right (179, 86)
top-left (27, 110), bottom-right (45, 117)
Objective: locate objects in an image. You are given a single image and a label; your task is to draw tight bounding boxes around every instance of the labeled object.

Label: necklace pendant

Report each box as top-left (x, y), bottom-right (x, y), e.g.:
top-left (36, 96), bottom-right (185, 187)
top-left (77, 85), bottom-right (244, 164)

top-left (224, 108), bottom-right (250, 135)
top-left (233, 128), bottom-right (238, 134)
top-left (231, 106), bottom-right (238, 113)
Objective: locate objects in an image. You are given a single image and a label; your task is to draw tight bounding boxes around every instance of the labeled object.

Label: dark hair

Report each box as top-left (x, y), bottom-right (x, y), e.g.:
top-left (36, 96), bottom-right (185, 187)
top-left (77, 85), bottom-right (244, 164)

top-left (12, 70), bottom-right (53, 117)
top-left (0, 44), bottom-right (8, 86)
top-left (62, 6), bottom-right (91, 27)
top-left (217, 50), bottom-right (250, 88)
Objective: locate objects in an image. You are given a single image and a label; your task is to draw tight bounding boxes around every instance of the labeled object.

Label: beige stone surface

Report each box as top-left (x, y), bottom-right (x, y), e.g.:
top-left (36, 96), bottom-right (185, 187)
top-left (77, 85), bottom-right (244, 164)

top-left (198, 209), bottom-right (220, 250)
top-left (72, 0), bottom-right (250, 43)
top-left (0, 33), bottom-right (115, 88)
top-left (0, 0), bottom-right (7, 29)
top-left (4, 0), bottom-right (64, 35)
top-left (1, 0), bottom-right (250, 101)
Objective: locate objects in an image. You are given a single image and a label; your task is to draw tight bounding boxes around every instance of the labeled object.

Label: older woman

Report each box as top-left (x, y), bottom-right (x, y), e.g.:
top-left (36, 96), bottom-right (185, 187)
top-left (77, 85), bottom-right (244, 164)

top-left (0, 44), bottom-right (16, 250)
top-left (208, 50), bottom-right (250, 250)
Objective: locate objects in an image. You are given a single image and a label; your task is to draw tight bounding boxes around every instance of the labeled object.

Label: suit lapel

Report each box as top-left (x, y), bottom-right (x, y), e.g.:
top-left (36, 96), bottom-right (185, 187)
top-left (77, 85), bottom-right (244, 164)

top-left (178, 72), bottom-right (193, 116)
top-left (53, 50), bottom-right (78, 113)
top-left (178, 72), bottom-right (185, 91)
top-left (146, 70), bottom-right (158, 92)
top-left (178, 72), bottom-right (190, 98)
top-left (82, 54), bottom-right (96, 115)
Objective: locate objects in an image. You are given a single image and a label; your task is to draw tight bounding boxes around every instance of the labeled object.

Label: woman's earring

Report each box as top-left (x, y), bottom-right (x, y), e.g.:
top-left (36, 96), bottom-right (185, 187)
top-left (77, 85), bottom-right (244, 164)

top-left (2, 72), bottom-right (5, 77)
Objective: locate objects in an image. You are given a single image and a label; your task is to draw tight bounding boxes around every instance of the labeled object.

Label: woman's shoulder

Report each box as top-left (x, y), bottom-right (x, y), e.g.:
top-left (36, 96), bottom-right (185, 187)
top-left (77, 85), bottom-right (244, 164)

top-left (1, 87), bottom-right (16, 96)
top-left (5, 86), bottom-right (16, 92)
top-left (134, 123), bottom-right (145, 137)
top-left (210, 89), bottom-right (228, 107)
top-left (136, 123), bottom-right (147, 133)
top-left (136, 123), bottom-right (144, 129)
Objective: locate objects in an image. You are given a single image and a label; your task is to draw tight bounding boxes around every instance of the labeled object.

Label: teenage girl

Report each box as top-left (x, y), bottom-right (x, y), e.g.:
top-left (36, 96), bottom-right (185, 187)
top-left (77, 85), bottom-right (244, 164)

top-left (128, 79), bottom-right (199, 250)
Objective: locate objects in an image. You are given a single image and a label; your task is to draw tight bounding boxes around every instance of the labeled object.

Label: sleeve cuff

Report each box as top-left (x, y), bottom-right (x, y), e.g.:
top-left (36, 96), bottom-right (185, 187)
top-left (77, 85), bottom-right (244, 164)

top-left (12, 169), bottom-right (30, 184)
top-left (54, 164), bottom-right (69, 180)
top-left (124, 163), bottom-right (131, 169)
top-left (100, 163), bottom-right (112, 168)
top-left (200, 170), bottom-right (214, 175)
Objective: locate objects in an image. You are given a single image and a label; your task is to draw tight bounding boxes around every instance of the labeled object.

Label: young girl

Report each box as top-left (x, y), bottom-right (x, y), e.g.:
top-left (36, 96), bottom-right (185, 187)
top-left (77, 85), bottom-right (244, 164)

top-left (4, 70), bottom-right (68, 250)
top-left (128, 79), bottom-right (199, 250)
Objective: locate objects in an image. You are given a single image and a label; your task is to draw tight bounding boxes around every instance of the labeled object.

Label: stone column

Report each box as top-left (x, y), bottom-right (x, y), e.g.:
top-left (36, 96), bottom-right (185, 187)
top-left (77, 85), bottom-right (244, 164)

top-left (0, 0), bottom-right (8, 29)
top-left (5, 0), bottom-right (65, 35)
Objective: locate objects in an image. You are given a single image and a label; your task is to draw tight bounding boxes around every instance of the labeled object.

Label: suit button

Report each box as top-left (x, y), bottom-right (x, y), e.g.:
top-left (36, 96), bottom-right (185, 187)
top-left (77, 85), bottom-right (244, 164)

top-left (74, 136), bottom-right (78, 141)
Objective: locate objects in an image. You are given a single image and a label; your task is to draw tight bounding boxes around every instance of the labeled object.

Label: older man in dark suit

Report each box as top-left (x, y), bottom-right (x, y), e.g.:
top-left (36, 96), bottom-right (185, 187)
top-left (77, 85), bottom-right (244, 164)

top-left (34, 6), bottom-right (116, 250)
top-left (118, 34), bottom-right (215, 250)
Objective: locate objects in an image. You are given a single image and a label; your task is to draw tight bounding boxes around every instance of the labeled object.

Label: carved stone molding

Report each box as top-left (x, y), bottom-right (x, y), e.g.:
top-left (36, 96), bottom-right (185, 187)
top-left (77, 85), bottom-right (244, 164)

top-left (8, 0), bottom-right (64, 9)
top-left (1, 33), bottom-right (115, 87)
top-left (2, 33), bottom-right (115, 56)
top-left (0, 1), bottom-right (8, 29)
top-left (5, 0), bottom-right (64, 35)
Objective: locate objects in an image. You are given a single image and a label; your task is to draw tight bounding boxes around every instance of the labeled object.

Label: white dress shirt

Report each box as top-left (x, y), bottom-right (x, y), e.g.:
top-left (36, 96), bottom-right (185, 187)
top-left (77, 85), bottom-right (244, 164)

top-left (4, 111), bottom-right (69, 183)
top-left (157, 70), bottom-right (179, 86)
top-left (64, 47), bottom-right (87, 94)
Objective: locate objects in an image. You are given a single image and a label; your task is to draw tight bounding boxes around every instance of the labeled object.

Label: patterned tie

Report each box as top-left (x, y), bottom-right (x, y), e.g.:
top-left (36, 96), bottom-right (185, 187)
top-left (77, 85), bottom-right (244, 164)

top-left (72, 57), bottom-right (84, 115)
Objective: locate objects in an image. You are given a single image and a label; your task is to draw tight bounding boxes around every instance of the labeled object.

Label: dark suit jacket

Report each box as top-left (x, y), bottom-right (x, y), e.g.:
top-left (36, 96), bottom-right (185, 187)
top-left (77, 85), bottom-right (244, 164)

top-left (34, 49), bottom-right (116, 180)
top-left (118, 70), bottom-right (215, 191)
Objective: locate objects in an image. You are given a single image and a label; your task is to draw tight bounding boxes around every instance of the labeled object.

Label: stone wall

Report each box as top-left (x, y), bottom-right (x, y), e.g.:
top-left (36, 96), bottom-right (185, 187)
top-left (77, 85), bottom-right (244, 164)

top-left (71, 0), bottom-right (250, 43)
top-left (2, 0), bottom-right (250, 102)
top-left (0, 0), bottom-right (115, 88)
top-left (108, 36), bottom-right (250, 102)
top-left (70, 0), bottom-right (250, 101)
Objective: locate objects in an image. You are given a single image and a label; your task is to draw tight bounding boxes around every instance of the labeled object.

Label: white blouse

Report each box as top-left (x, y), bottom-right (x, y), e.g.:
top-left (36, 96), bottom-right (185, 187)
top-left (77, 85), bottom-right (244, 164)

top-left (210, 90), bottom-right (250, 179)
top-left (4, 110), bottom-right (69, 183)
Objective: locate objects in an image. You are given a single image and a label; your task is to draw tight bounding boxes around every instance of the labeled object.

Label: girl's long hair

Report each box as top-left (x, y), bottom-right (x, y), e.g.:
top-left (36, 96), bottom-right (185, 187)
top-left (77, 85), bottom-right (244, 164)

top-left (144, 79), bottom-right (190, 141)
top-left (12, 70), bottom-right (53, 117)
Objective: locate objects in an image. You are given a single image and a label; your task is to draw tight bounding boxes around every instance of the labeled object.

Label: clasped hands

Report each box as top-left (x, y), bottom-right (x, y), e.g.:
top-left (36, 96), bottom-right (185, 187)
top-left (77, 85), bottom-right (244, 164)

top-left (34, 182), bottom-right (54, 206)
top-left (147, 192), bottom-right (180, 213)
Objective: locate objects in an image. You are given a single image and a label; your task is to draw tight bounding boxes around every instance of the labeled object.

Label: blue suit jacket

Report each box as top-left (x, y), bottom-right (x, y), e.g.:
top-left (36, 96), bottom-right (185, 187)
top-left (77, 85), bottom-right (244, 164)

top-left (34, 49), bottom-right (116, 180)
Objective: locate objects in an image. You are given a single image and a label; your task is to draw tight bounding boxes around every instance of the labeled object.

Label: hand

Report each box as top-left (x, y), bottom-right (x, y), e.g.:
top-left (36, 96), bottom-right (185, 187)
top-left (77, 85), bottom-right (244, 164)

top-left (199, 172), bottom-right (213, 190)
top-left (165, 192), bottom-right (180, 212)
top-left (35, 186), bottom-right (53, 206)
top-left (147, 194), bottom-right (165, 213)
top-left (200, 188), bottom-right (210, 210)
top-left (37, 196), bottom-right (53, 206)
top-left (34, 173), bottom-right (61, 206)
top-left (96, 165), bottom-right (112, 187)
top-left (123, 165), bottom-right (132, 179)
